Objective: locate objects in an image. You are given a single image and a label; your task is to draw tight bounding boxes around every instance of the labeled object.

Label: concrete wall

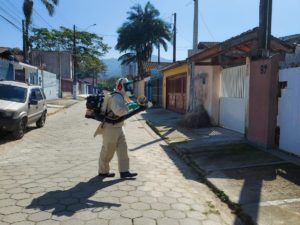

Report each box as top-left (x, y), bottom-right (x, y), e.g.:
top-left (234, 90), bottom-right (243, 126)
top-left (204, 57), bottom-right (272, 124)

top-left (280, 45), bottom-right (300, 69)
top-left (212, 66), bottom-right (221, 125)
top-left (248, 55), bottom-right (280, 148)
top-left (190, 65), bottom-right (221, 125)
top-left (13, 62), bottom-right (38, 84)
top-left (31, 51), bottom-right (73, 79)
top-left (79, 83), bottom-right (87, 95)
top-left (162, 64), bottom-right (188, 109)
top-left (278, 67), bottom-right (300, 156)
top-left (144, 77), bottom-right (152, 101)
top-left (0, 59), bottom-right (13, 80)
top-left (41, 70), bottom-right (58, 100)
top-left (61, 79), bottom-right (73, 98)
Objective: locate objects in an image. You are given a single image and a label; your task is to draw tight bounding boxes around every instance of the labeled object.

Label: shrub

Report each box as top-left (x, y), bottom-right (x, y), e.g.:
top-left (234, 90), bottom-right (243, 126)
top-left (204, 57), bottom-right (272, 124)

top-left (178, 106), bottom-right (210, 128)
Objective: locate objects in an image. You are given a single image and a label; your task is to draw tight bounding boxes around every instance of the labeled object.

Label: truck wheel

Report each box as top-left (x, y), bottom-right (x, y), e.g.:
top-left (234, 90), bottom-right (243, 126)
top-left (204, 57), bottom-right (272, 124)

top-left (12, 118), bottom-right (27, 140)
top-left (36, 112), bottom-right (46, 128)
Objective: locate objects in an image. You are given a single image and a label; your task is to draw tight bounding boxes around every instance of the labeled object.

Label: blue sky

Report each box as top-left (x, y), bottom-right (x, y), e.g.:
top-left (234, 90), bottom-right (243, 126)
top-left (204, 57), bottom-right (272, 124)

top-left (0, 0), bottom-right (299, 60)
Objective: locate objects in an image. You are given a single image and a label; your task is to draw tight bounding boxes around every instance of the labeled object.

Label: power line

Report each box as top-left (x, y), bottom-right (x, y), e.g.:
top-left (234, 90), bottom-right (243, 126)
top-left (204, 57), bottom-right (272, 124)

top-left (163, 15), bottom-right (173, 25)
top-left (0, 1), bottom-right (41, 30)
top-left (36, 0), bottom-right (72, 27)
top-left (98, 33), bottom-right (117, 37)
top-left (129, 0), bottom-right (138, 5)
top-left (0, 13), bottom-right (22, 32)
top-left (0, 5), bottom-right (22, 27)
top-left (33, 8), bottom-right (55, 29)
top-left (12, 36), bottom-right (23, 47)
top-left (199, 11), bottom-right (216, 41)
top-left (185, 0), bottom-right (193, 7)
top-left (177, 28), bottom-right (192, 45)
top-left (4, 0), bottom-right (24, 16)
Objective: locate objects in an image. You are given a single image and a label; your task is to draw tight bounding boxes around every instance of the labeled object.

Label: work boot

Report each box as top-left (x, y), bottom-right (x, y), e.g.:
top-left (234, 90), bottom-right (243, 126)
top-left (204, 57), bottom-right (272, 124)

top-left (98, 173), bottom-right (115, 178)
top-left (120, 171), bottom-right (138, 178)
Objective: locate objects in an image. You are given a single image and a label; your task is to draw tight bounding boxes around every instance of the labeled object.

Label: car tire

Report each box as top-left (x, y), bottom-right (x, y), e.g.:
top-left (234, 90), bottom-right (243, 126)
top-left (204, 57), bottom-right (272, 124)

top-left (12, 118), bottom-right (27, 140)
top-left (36, 112), bottom-right (46, 128)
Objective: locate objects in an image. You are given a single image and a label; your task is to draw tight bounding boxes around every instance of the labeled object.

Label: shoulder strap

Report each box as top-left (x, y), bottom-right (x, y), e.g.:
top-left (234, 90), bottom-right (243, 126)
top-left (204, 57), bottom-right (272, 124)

top-left (110, 91), bottom-right (124, 99)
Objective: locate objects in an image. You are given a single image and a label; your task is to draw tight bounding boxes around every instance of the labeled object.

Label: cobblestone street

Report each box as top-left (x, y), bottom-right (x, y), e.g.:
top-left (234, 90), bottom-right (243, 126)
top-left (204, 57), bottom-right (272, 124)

top-left (0, 102), bottom-right (238, 225)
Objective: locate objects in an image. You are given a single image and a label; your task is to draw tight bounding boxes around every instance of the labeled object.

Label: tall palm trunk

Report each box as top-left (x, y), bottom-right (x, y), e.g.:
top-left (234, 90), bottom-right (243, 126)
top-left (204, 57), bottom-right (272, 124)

top-left (24, 18), bottom-right (31, 61)
top-left (23, 0), bottom-right (33, 62)
top-left (22, 0), bottom-right (58, 62)
top-left (137, 59), bottom-right (144, 80)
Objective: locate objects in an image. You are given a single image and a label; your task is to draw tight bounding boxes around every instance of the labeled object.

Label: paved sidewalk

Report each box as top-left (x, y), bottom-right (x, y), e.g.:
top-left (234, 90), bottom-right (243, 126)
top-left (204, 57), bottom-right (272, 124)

top-left (47, 98), bottom-right (81, 116)
top-left (0, 102), bottom-right (238, 225)
top-left (139, 108), bottom-right (300, 225)
top-left (46, 98), bottom-right (80, 107)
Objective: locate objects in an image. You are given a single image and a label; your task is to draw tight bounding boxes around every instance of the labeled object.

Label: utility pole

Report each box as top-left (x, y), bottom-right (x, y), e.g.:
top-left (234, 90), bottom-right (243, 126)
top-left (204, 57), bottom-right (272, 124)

top-left (58, 51), bottom-right (62, 98)
top-left (22, 20), bottom-right (26, 61)
top-left (93, 70), bottom-right (95, 94)
top-left (173, 13), bottom-right (177, 63)
top-left (189, 0), bottom-right (199, 112)
top-left (73, 25), bottom-right (77, 99)
top-left (158, 44), bottom-right (160, 64)
top-left (258, 0), bottom-right (273, 58)
top-left (96, 72), bottom-right (98, 93)
top-left (193, 0), bottom-right (199, 51)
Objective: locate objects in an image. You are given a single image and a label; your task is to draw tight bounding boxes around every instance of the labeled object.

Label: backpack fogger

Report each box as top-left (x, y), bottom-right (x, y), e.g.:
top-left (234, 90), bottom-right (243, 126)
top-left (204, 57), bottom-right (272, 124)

top-left (85, 91), bottom-right (149, 124)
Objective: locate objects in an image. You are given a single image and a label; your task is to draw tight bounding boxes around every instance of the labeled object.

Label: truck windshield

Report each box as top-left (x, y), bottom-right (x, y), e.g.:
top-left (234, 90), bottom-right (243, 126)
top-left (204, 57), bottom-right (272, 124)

top-left (0, 84), bottom-right (27, 103)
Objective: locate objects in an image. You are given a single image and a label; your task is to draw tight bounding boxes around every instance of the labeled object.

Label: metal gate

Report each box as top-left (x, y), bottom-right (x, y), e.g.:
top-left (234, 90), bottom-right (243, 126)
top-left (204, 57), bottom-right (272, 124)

top-left (219, 65), bottom-right (249, 134)
top-left (166, 74), bottom-right (187, 114)
top-left (151, 76), bottom-right (163, 107)
top-left (278, 67), bottom-right (300, 156)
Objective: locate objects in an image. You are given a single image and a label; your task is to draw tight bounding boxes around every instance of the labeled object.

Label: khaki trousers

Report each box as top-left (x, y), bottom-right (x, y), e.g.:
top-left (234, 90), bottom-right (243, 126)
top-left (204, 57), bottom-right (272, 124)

top-left (98, 125), bottom-right (129, 174)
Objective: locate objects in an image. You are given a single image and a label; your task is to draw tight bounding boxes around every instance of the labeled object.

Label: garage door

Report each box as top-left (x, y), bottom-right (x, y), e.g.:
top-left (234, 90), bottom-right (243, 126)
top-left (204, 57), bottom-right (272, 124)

top-left (167, 74), bottom-right (187, 114)
top-left (278, 67), bottom-right (300, 156)
top-left (219, 65), bottom-right (249, 134)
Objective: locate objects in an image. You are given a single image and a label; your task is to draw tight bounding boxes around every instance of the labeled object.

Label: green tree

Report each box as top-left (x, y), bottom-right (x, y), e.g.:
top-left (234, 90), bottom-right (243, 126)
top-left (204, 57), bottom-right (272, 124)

top-left (31, 27), bottom-right (110, 78)
top-left (22, 0), bottom-right (59, 60)
top-left (98, 77), bottom-right (119, 91)
top-left (116, 2), bottom-right (172, 79)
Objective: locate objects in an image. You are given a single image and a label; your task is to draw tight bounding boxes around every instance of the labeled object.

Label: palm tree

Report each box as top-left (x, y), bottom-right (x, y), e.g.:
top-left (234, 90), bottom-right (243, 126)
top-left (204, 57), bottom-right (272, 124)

top-left (23, 0), bottom-right (59, 61)
top-left (116, 2), bottom-right (172, 80)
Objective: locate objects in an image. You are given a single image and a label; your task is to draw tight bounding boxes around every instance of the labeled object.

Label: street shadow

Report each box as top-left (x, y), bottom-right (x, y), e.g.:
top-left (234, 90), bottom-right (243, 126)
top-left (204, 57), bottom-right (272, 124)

top-left (139, 108), bottom-right (300, 224)
top-left (129, 138), bottom-right (162, 151)
top-left (159, 144), bottom-right (203, 182)
top-left (139, 108), bottom-right (244, 149)
top-left (140, 109), bottom-right (182, 130)
top-left (0, 126), bottom-right (38, 145)
top-left (26, 176), bottom-right (126, 217)
top-left (160, 142), bottom-right (300, 225)
top-left (229, 163), bottom-right (300, 225)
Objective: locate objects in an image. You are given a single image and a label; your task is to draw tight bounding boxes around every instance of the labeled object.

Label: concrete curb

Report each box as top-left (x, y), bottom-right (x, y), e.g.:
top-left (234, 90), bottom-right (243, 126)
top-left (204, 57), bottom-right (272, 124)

top-left (47, 109), bottom-right (63, 117)
top-left (145, 119), bottom-right (255, 225)
top-left (47, 100), bottom-right (81, 117)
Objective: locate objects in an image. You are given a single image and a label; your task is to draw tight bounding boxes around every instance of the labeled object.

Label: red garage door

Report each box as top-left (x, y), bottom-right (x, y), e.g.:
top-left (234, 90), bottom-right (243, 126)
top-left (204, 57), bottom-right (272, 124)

top-left (166, 74), bottom-right (187, 114)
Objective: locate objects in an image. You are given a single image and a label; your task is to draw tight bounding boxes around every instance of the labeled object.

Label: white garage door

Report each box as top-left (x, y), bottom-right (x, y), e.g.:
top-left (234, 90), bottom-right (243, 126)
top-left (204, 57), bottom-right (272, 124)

top-left (219, 65), bottom-right (249, 134)
top-left (278, 67), bottom-right (300, 156)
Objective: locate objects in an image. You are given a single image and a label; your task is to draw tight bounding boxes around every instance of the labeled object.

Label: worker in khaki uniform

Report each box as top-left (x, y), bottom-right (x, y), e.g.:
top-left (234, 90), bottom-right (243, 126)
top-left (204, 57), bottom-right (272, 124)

top-left (95, 78), bottom-right (138, 178)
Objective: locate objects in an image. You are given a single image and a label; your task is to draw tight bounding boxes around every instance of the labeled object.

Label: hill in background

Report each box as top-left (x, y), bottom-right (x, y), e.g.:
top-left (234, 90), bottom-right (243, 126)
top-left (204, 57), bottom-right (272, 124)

top-left (101, 56), bottom-right (172, 78)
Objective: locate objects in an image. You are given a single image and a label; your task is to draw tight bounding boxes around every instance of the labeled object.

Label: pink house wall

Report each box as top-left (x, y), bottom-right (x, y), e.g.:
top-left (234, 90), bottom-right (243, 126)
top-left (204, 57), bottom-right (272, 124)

top-left (248, 55), bottom-right (280, 148)
top-left (193, 65), bottom-right (221, 125)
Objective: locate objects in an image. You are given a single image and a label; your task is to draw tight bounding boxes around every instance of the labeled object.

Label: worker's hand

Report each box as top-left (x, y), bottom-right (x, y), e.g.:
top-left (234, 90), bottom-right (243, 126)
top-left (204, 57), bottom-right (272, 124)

top-left (85, 109), bottom-right (95, 119)
top-left (137, 96), bottom-right (148, 106)
top-left (127, 101), bottom-right (139, 110)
